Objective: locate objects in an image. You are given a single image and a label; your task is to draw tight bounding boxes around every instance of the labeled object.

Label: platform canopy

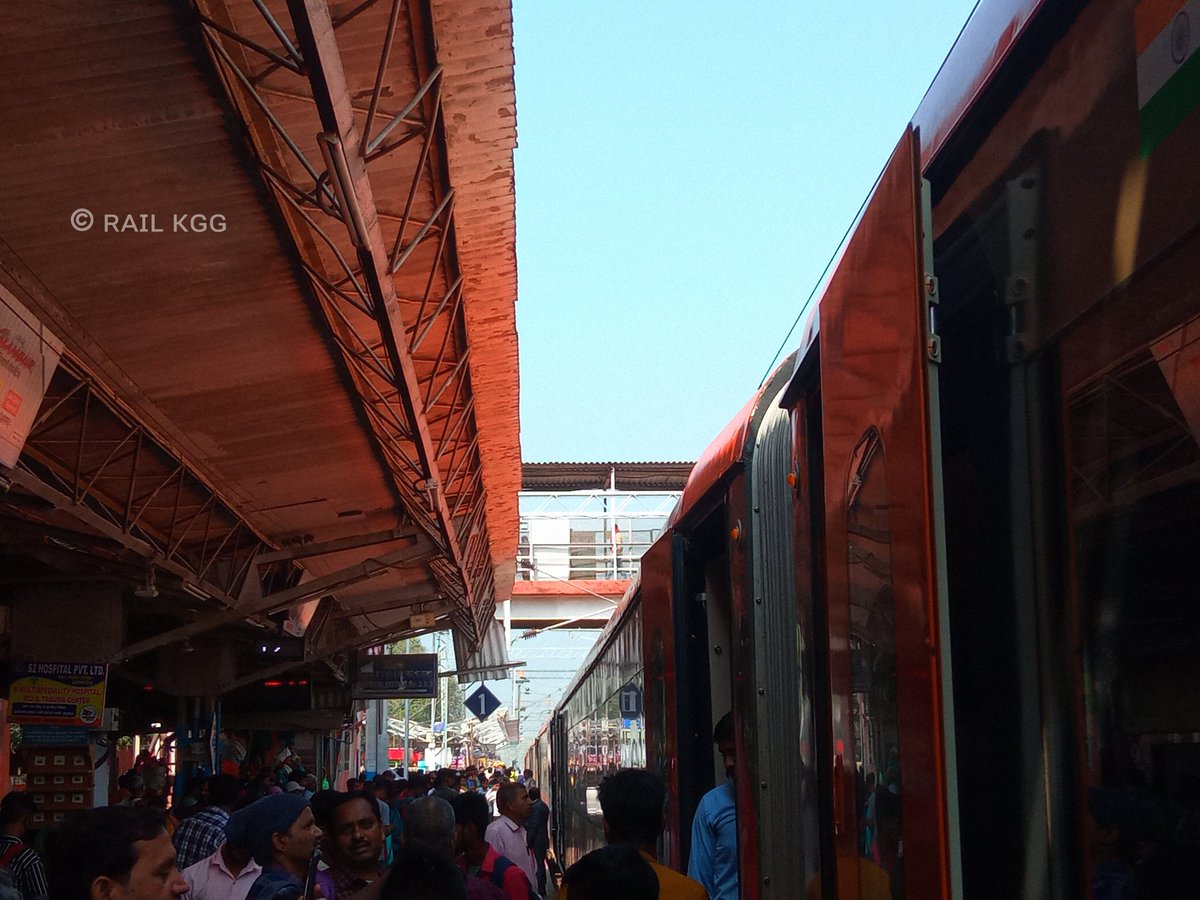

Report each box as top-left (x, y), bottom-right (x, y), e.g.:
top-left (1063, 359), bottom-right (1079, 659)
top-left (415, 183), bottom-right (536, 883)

top-left (0, 0), bottom-right (520, 692)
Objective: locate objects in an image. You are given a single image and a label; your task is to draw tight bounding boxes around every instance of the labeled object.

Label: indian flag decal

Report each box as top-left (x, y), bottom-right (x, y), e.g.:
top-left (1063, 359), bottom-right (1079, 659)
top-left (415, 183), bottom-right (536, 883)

top-left (1137, 0), bottom-right (1200, 155)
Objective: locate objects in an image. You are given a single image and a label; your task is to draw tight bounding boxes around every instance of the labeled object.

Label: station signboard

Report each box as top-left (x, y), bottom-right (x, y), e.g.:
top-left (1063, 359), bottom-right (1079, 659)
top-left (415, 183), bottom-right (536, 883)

top-left (351, 653), bottom-right (438, 699)
top-left (0, 288), bottom-right (64, 469)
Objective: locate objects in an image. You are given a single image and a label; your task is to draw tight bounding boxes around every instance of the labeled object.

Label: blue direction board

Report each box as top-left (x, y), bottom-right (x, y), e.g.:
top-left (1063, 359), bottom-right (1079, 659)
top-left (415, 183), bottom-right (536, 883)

top-left (465, 685), bottom-right (501, 721)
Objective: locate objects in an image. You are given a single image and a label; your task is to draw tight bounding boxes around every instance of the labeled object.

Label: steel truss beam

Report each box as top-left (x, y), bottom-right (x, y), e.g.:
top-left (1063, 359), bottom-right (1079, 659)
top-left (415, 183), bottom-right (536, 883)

top-left (218, 605), bottom-right (459, 693)
top-left (107, 533), bottom-right (435, 662)
top-left (190, 0), bottom-right (498, 648)
top-left (331, 591), bottom-right (441, 618)
top-left (4, 357), bottom-right (283, 604)
top-left (1069, 354), bottom-right (1200, 518)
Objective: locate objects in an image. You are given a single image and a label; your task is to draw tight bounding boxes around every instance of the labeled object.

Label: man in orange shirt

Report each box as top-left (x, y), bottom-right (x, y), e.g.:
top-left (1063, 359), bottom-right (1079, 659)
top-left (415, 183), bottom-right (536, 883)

top-left (595, 769), bottom-right (708, 900)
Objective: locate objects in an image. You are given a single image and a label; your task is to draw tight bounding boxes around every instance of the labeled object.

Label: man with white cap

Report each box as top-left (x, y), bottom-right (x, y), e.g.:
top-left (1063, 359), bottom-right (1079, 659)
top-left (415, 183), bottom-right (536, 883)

top-left (181, 805), bottom-right (262, 900)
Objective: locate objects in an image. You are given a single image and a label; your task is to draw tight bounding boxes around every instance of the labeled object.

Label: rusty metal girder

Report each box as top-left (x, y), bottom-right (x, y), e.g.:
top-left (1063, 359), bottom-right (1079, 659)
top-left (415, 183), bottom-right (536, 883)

top-left (107, 531), bottom-right (436, 662)
top-left (218, 605), bottom-right (458, 693)
top-left (5, 356), bottom-right (283, 604)
top-left (189, 0), bottom-right (497, 645)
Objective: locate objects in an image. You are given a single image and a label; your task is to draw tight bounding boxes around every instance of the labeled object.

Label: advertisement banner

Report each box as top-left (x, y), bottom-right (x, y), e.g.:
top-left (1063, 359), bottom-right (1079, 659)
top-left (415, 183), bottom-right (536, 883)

top-left (351, 653), bottom-right (438, 699)
top-left (9, 662), bottom-right (108, 727)
top-left (0, 288), bottom-right (63, 469)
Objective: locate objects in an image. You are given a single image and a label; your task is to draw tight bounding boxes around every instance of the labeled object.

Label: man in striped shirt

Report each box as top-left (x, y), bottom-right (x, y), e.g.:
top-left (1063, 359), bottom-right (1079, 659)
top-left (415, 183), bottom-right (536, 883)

top-left (0, 793), bottom-right (48, 900)
top-left (172, 774), bottom-right (240, 869)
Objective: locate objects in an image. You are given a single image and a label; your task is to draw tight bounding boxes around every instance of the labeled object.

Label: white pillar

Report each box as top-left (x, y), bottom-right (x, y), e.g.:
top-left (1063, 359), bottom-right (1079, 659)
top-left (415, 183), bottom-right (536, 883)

top-left (364, 698), bottom-right (389, 776)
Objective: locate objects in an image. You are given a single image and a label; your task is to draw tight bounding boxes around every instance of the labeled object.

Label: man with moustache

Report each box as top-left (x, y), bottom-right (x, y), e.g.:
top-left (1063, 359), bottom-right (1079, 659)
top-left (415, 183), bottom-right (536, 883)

top-left (483, 783), bottom-right (537, 890)
top-left (45, 806), bottom-right (189, 900)
top-left (322, 792), bottom-right (389, 899)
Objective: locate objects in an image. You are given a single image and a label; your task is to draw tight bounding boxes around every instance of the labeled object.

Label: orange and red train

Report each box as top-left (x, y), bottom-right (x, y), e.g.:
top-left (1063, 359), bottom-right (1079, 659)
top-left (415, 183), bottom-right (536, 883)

top-left (533, 0), bottom-right (1200, 896)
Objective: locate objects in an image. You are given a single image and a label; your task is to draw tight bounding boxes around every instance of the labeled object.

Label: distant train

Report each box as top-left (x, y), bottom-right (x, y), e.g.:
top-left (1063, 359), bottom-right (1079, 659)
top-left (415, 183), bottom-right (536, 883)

top-left (532, 0), bottom-right (1200, 896)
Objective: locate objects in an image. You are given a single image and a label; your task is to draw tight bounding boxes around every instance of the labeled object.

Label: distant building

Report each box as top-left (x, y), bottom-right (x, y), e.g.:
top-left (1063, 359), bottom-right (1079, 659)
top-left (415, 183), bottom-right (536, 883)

top-left (497, 463), bottom-right (689, 758)
top-left (518, 462), bottom-right (690, 584)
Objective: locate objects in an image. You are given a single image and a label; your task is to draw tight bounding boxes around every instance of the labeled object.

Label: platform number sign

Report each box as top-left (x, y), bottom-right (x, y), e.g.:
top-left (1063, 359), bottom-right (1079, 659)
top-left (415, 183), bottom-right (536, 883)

top-left (619, 683), bottom-right (643, 718)
top-left (465, 685), bottom-right (501, 722)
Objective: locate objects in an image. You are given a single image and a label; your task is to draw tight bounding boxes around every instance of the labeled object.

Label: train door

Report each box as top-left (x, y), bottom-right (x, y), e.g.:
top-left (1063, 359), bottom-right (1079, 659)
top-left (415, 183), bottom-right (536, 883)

top-left (723, 365), bottom-right (823, 899)
top-left (640, 533), bottom-right (683, 867)
top-left (671, 509), bottom-right (734, 871)
top-left (780, 347), bottom-right (835, 899)
top-left (818, 127), bottom-right (958, 899)
top-left (550, 710), bottom-right (569, 863)
top-left (931, 152), bottom-right (1082, 899)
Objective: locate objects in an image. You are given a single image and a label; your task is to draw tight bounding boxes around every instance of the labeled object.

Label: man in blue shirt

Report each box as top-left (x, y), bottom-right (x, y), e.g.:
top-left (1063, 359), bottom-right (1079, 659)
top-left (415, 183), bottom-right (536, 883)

top-left (688, 712), bottom-right (738, 900)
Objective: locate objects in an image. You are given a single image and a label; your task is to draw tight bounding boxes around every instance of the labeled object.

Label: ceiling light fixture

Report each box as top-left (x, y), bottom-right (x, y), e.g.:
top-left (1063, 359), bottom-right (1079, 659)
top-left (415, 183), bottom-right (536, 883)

top-left (134, 561), bottom-right (158, 599)
top-left (181, 582), bottom-right (211, 601)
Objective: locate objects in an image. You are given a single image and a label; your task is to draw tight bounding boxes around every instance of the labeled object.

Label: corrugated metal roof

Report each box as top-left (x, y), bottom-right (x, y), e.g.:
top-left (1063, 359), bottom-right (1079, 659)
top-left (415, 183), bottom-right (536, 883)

top-left (0, 0), bottom-right (521, 670)
top-left (432, 0), bottom-right (522, 611)
top-left (521, 461), bottom-right (693, 491)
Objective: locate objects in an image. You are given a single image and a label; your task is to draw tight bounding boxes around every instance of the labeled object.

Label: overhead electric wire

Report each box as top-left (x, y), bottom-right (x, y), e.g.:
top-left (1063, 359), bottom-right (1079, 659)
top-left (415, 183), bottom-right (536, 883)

top-left (759, 185), bottom-right (872, 388)
top-left (759, 0), bottom-right (981, 387)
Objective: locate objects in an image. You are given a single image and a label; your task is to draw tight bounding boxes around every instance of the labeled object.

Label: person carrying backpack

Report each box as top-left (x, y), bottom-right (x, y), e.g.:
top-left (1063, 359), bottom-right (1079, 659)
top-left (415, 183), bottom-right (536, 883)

top-left (452, 792), bottom-right (535, 900)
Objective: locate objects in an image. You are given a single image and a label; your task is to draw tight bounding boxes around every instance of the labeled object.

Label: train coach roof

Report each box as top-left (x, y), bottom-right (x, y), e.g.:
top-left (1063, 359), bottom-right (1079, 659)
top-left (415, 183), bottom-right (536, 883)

top-left (554, 574), bottom-right (642, 710)
top-left (671, 347), bottom-right (804, 529)
top-left (913, 0), bottom-right (1047, 170)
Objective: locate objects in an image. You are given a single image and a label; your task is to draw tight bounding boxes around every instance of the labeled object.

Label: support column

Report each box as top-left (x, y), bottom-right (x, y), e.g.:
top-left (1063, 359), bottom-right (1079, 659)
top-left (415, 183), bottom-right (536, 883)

top-left (364, 699), bottom-right (387, 779)
top-left (402, 699), bottom-right (410, 774)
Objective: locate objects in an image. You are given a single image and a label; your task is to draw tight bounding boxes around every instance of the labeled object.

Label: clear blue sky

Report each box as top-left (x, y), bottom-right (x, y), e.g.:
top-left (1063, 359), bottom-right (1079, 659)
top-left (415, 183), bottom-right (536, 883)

top-left (513, 1), bottom-right (980, 463)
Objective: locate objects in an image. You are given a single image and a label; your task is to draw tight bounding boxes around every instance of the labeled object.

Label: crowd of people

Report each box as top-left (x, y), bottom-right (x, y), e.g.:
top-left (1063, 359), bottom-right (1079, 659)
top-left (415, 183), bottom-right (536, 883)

top-left (0, 749), bottom-right (726, 900)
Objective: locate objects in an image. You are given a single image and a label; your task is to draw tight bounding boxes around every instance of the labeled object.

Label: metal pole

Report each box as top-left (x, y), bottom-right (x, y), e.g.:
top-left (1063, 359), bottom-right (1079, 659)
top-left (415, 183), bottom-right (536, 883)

top-left (609, 465), bottom-right (617, 577)
top-left (403, 699), bottom-right (411, 775)
top-left (505, 599), bottom-right (516, 732)
top-left (437, 632), bottom-right (448, 764)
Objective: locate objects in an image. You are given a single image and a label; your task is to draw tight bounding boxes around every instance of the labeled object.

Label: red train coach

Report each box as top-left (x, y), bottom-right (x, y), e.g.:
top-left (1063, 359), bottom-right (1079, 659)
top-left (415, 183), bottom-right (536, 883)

top-left (545, 0), bottom-right (1200, 896)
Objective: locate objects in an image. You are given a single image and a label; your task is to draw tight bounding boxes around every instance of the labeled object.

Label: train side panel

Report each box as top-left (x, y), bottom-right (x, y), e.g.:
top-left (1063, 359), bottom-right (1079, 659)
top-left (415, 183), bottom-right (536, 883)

top-left (929, 0), bottom-right (1200, 895)
top-left (553, 588), bottom-right (646, 870)
top-left (818, 127), bottom-right (952, 899)
top-left (640, 533), bottom-right (682, 869)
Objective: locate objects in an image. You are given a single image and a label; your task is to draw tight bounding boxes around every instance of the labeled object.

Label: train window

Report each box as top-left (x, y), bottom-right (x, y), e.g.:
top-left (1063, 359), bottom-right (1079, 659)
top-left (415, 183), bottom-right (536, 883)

top-left (1065, 313), bottom-right (1200, 895)
top-left (846, 426), bottom-right (904, 898)
top-left (559, 602), bottom-right (646, 869)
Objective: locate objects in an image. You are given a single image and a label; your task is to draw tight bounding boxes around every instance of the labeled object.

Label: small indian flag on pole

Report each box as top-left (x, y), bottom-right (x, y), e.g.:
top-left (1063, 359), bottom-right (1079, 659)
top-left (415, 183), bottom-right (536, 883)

top-left (1137, 0), bottom-right (1200, 155)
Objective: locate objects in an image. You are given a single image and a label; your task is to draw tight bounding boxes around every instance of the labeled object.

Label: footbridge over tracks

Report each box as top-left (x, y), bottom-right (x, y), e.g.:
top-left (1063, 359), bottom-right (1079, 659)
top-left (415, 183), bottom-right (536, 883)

top-left (505, 462), bottom-right (690, 631)
top-left (0, 0), bottom-right (520, 754)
